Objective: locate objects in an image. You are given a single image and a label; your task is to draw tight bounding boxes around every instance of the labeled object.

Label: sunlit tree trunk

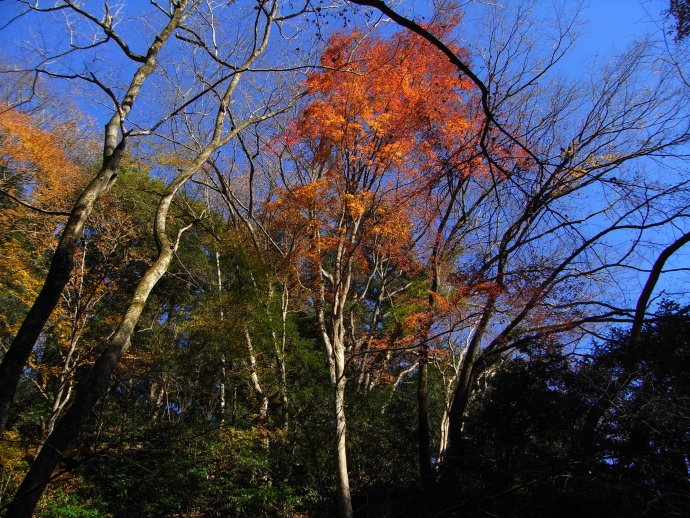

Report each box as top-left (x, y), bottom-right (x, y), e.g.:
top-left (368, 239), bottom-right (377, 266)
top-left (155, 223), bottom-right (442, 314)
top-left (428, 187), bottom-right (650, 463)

top-left (7, 134), bottom-right (223, 514)
top-left (443, 300), bottom-right (494, 469)
top-left (6, 233), bottom-right (180, 517)
top-left (6, 10), bottom-right (290, 502)
top-left (245, 327), bottom-right (269, 423)
top-left (334, 349), bottom-right (352, 518)
top-left (215, 248), bottom-right (227, 424)
top-left (437, 357), bottom-right (462, 461)
top-left (0, 0), bottom-right (192, 434)
top-left (316, 221), bottom-right (354, 518)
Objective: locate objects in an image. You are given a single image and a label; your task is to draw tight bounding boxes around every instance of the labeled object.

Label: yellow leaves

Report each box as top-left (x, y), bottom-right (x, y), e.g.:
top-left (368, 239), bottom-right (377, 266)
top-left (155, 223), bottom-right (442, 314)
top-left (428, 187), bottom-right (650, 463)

top-left (217, 425), bottom-right (284, 448)
top-left (0, 429), bottom-right (27, 470)
top-left (0, 236), bottom-right (52, 339)
top-left (0, 240), bottom-right (43, 301)
top-left (583, 152), bottom-right (621, 171)
top-left (0, 428), bottom-right (33, 500)
top-left (597, 153), bottom-right (620, 163)
top-left (0, 109), bottom-right (90, 342)
top-left (343, 190), bottom-right (371, 218)
top-left (0, 107), bottom-right (82, 209)
top-left (150, 151), bottom-right (195, 171)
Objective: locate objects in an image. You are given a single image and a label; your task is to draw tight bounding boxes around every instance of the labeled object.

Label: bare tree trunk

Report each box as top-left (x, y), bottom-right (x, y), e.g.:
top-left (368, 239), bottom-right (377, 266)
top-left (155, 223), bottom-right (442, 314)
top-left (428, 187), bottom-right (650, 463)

top-left (438, 369), bottom-right (459, 461)
top-left (44, 333), bottom-right (80, 438)
top-left (245, 327), bottom-right (269, 422)
top-left (321, 324), bottom-right (353, 518)
top-left (0, 0), bottom-right (192, 434)
top-left (334, 344), bottom-right (353, 518)
top-left (334, 290), bottom-right (353, 516)
top-left (313, 216), bottom-right (355, 518)
top-left (381, 363), bottom-right (418, 414)
top-left (443, 343), bottom-right (480, 468)
top-left (5, 240), bottom-right (178, 517)
top-left (215, 249), bottom-right (227, 424)
top-left (5, 67), bottom-right (276, 510)
top-left (417, 344), bottom-right (433, 484)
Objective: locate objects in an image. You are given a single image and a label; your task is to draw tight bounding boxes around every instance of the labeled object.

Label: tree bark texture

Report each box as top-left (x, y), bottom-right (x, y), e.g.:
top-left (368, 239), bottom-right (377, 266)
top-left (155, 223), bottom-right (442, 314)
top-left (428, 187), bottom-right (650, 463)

top-left (334, 364), bottom-right (353, 518)
top-left (0, 0), bottom-right (191, 434)
top-left (5, 245), bottom-right (176, 517)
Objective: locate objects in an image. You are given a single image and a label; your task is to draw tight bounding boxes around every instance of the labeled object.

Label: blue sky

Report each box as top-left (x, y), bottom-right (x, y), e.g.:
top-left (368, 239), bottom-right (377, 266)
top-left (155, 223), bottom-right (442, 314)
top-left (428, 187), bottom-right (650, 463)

top-left (0, 0), bottom-right (687, 309)
top-left (0, 1), bottom-right (672, 59)
top-left (575, 0), bottom-right (668, 63)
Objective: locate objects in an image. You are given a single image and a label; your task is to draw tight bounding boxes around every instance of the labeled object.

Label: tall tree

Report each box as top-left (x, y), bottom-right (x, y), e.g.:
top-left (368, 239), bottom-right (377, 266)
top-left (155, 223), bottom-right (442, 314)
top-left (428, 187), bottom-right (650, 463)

top-left (265, 21), bottom-right (482, 512)
top-left (0, 0), bottom-right (196, 433)
top-left (5, 1), bottom-right (303, 514)
top-left (348, 0), bottom-right (690, 473)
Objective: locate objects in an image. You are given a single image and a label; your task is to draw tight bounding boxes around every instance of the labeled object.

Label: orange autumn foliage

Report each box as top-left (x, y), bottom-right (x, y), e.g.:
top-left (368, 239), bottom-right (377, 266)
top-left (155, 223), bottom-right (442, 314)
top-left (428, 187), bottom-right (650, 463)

top-left (294, 26), bottom-right (480, 180)
top-left (0, 108), bottom-right (82, 210)
top-left (0, 108), bottom-right (84, 334)
top-left (265, 23), bottom-right (505, 394)
top-left (269, 23), bottom-right (481, 281)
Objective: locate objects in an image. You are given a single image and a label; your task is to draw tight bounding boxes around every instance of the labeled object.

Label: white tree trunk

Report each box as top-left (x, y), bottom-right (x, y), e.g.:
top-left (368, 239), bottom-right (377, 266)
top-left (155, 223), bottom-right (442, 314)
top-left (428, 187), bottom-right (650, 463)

top-left (334, 340), bottom-right (353, 518)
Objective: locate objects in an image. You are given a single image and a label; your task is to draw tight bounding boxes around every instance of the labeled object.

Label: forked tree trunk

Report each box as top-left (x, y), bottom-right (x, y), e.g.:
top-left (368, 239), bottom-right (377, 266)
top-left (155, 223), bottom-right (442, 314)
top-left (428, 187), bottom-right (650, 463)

top-left (442, 285), bottom-right (498, 473)
top-left (320, 310), bottom-right (352, 516)
top-left (438, 368), bottom-right (459, 461)
top-left (315, 220), bottom-right (355, 518)
top-left (6, 125), bottom-right (223, 516)
top-left (318, 293), bottom-right (353, 516)
top-left (0, 0), bottom-right (191, 434)
top-left (442, 344), bottom-right (479, 467)
top-left (6, 14), bottom-right (289, 502)
top-left (5, 243), bottom-right (177, 517)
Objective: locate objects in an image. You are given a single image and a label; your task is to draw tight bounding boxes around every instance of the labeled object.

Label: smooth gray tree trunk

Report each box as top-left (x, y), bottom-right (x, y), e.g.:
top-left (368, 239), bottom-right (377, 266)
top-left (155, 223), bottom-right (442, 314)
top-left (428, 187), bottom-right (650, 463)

top-left (0, 0), bottom-right (191, 434)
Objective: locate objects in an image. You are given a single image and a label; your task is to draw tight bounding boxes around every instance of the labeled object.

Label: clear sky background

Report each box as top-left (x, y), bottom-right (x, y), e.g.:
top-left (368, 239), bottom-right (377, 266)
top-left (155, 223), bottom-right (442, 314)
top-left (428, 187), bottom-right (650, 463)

top-left (0, 0), bottom-right (687, 309)
top-left (0, 1), bottom-right (673, 62)
top-left (581, 0), bottom-right (667, 45)
top-left (0, 1), bottom-right (674, 120)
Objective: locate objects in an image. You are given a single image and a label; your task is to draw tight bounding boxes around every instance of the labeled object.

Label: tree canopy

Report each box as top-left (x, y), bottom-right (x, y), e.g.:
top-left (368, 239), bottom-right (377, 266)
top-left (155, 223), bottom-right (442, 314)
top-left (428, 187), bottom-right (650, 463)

top-left (1, 1), bottom-right (689, 517)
